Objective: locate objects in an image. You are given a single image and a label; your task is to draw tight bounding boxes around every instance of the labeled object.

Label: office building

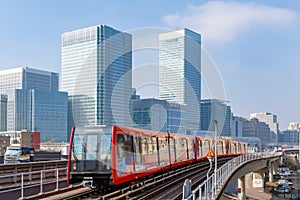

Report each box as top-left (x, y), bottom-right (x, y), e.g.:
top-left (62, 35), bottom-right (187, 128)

top-left (0, 95), bottom-right (7, 132)
top-left (200, 99), bottom-right (231, 137)
top-left (241, 118), bottom-right (271, 144)
top-left (159, 29), bottom-right (201, 135)
top-left (231, 115), bottom-right (244, 138)
top-left (278, 129), bottom-right (299, 144)
top-left (250, 112), bottom-right (279, 142)
top-left (62, 25), bottom-right (132, 138)
top-left (131, 98), bottom-right (185, 134)
top-left (0, 67), bottom-right (67, 142)
top-left (29, 89), bottom-right (67, 142)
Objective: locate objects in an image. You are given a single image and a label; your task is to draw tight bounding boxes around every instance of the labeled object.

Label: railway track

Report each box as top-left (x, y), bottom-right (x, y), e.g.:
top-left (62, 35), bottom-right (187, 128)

top-left (47, 157), bottom-right (234, 200)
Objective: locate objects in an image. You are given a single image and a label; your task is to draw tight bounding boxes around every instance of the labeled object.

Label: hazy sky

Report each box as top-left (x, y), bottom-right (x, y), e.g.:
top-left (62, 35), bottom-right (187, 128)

top-left (0, 0), bottom-right (299, 130)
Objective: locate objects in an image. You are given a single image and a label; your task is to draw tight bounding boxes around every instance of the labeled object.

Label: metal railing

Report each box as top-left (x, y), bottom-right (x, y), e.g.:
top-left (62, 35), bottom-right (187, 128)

top-left (183, 152), bottom-right (282, 200)
top-left (0, 167), bottom-right (67, 199)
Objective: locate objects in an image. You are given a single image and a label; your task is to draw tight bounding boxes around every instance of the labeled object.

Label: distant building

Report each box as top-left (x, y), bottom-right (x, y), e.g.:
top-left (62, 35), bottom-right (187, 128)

top-left (0, 136), bottom-right (10, 156)
top-left (62, 25), bottom-right (132, 139)
top-left (40, 142), bottom-right (69, 155)
top-left (0, 130), bottom-right (40, 150)
top-left (231, 115), bottom-right (244, 138)
top-left (0, 95), bottom-right (7, 132)
top-left (278, 129), bottom-right (299, 144)
top-left (288, 122), bottom-right (300, 131)
top-left (200, 99), bottom-right (231, 137)
top-left (0, 67), bottom-right (67, 142)
top-left (241, 118), bottom-right (271, 144)
top-left (250, 112), bottom-right (279, 142)
top-left (159, 28), bottom-right (201, 135)
top-left (131, 98), bottom-right (186, 134)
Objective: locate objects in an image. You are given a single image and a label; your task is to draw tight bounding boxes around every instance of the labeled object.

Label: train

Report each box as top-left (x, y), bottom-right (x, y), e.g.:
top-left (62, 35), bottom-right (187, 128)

top-left (67, 125), bottom-right (247, 187)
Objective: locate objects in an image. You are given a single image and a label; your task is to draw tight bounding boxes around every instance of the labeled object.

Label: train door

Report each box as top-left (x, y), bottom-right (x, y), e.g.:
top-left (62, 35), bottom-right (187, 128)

top-left (197, 139), bottom-right (202, 159)
top-left (187, 138), bottom-right (195, 160)
top-left (169, 137), bottom-right (176, 164)
top-left (158, 137), bottom-right (170, 166)
top-left (175, 138), bottom-right (187, 162)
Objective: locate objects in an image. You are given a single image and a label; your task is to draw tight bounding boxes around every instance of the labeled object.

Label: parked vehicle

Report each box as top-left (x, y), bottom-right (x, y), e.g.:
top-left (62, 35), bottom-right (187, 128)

top-left (4, 146), bottom-right (34, 164)
top-left (291, 195), bottom-right (300, 199)
top-left (276, 179), bottom-right (293, 186)
top-left (274, 185), bottom-right (291, 193)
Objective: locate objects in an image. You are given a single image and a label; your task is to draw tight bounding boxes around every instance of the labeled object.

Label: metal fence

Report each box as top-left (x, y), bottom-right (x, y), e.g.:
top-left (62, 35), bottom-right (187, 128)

top-left (0, 167), bottom-right (67, 199)
top-left (183, 152), bottom-right (282, 200)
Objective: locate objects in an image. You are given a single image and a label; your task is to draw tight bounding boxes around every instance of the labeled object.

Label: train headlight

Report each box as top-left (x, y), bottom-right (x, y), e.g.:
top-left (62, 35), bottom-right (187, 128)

top-left (73, 162), bottom-right (77, 170)
top-left (106, 163), bottom-right (111, 170)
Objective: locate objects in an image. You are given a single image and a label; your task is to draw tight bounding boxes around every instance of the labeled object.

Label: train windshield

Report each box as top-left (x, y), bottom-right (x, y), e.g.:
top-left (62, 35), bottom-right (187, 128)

top-left (71, 126), bottom-right (112, 172)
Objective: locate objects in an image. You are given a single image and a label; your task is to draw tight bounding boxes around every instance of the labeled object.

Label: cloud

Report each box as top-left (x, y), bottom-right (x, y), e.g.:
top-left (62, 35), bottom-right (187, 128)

top-left (162, 1), bottom-right (297, 43)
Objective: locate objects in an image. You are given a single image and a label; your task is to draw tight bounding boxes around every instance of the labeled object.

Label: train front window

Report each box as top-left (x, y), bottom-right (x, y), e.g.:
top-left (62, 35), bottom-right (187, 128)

top-left (71, 127), bottom-right (112, 171)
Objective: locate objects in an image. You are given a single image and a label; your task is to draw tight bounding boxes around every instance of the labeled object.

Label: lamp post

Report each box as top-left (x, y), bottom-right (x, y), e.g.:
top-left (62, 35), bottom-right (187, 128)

top-left (214, 120), bottom-right (218, 195)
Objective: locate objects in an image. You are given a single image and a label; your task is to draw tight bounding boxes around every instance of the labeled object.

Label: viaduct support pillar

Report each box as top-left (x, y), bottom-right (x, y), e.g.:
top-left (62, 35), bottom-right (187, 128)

top-left (253, 170), bottom-right (265, 188)
top-left (238, 175), bottom-right (246, 200)
top-left (268, 161), bottom-right (273, 182)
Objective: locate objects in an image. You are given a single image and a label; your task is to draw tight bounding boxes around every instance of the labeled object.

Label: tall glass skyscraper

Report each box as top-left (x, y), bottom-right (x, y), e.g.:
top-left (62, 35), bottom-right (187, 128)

top-left (62, 25), bottom-right (132, 138)
top-left (159, 29), bottom-right (201, 135)
top-left (0, 67), bottom-right (67, 142)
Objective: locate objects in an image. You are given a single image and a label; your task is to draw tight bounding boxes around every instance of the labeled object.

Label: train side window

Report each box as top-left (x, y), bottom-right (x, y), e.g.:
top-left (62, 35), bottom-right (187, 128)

top-left (116, 134), bottom-right (134, 175)
top-left (133, 136), bottom-right (146, 171)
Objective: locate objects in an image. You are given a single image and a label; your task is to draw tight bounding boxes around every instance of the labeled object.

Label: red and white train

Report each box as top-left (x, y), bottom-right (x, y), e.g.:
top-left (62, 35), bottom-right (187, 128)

top-left (67, 125), bottom-right (247, 187)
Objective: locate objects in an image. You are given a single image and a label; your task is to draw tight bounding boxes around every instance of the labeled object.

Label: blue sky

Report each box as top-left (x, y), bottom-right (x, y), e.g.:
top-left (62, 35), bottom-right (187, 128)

top-left (0, 0), bottom-right (299, 130)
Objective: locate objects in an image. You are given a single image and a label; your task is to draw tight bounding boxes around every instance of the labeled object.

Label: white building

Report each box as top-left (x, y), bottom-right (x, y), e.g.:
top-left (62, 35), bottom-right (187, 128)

top-left (250, 112), bottom-right (278, 142)
top-left (159, 29), bottom-right (201, 135)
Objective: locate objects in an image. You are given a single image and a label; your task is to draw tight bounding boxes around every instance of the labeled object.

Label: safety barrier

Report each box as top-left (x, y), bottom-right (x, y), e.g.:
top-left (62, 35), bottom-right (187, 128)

top-left (182, 152), bottom-right (282, 200)
top-left (0, 167), bottom-right (67, 199)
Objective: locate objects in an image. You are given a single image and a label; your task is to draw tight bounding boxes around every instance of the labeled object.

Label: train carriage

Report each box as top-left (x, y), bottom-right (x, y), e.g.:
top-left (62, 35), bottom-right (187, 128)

top-left (112, 126), bottom-right (172, 185)
top-left (67, 125), bottom-right (248, 187)
top-left (67, 126), bottom-right (113, 186)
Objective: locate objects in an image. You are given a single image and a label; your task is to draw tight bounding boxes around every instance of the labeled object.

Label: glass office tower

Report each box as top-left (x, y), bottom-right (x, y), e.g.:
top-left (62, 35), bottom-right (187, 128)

top-left (62, 25), bottom-right (132, 138)
top-left (0, 67), bottom-right (67, 142)
top-left (159, 29), bottom-right (201, 135)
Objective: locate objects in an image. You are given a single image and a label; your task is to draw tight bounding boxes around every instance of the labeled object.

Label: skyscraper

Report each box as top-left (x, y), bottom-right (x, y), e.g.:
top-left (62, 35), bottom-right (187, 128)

top-left (62, 25), bottom-right (132, 137)
top-left (0, 67), bottom-right (67, 142)
top-left (159, 29), bottom-right (201, 135)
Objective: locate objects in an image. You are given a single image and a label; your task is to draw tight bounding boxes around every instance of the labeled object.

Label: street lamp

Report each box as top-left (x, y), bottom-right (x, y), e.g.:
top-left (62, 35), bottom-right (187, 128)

top-left (214, 120), bottom-right (218, 195)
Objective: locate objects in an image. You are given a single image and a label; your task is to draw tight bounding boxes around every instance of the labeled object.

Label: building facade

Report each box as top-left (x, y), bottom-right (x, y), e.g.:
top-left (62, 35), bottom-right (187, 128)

top-left (159, 29), bottom-right (201, 135)
top-left (231, 115), bottom-right (244, 138)
top-left (29, 90), bottom-right (67, 142)
top-left (250, 112), bottom-right (279, 142)
top-left (0, 136), bottom-right (10, 156)
top-left (0, 67), bottom-right (67, 142)
top-left (278, 129), bottom-right (299, 144)
top-left (62, 25), bottom-right (132, 139)
top-left (0, 95), bottom-right (7, 132)
top-left (131, 98), bottom-right (185, 134)
top-left (200, 99), bottom-right (231, 137)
